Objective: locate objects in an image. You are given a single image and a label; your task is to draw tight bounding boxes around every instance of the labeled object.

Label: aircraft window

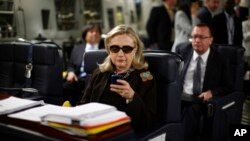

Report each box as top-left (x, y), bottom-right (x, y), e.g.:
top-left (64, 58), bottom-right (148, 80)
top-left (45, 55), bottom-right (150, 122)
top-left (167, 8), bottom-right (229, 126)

top-left (0, 0), bottom-right (16, 38)
top-left (55, 0), bottom-right (76, 30)
top-left (83, 0), bottom-right (103, 26)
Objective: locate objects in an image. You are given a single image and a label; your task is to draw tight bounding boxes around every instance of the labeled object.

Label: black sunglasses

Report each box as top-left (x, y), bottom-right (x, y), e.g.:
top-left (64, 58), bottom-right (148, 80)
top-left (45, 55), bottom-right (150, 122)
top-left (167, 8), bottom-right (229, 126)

top-left (109, 45), bottom-right (135, 54)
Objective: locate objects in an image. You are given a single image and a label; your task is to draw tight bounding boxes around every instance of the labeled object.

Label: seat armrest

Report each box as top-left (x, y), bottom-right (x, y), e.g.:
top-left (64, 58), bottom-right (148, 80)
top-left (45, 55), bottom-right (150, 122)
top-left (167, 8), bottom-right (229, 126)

top-left (207, 91), bottom-right (244, 116)
top-left (0, 87), bottom-right (46, 103)
top-left (25, 95), bottom-right (44, 101)
top-left (208, 92), bottom-right (244, 140)
top-left (134, 122), bottom-right (183, 141)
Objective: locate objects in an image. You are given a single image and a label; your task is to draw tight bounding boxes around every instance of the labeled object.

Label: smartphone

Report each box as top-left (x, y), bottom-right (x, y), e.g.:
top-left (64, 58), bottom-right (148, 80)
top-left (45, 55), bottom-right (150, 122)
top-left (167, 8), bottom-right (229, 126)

top-left (111, 74), bottom-right (123, 84)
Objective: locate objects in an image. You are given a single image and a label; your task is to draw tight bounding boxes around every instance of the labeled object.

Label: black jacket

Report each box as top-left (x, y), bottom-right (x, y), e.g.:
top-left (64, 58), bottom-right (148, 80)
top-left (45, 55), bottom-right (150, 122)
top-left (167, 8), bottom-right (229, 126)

top-left (212, 12), bottom-right (243, 46)
top-left (146, 5), bottom-right (173, 51)
top-left (197, 6), bottom-right (213, 26)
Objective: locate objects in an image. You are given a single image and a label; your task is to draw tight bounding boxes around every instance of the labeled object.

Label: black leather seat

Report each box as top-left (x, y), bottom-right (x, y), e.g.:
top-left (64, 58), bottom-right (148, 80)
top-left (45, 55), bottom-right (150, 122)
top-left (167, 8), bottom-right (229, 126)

top-left (208, 44), bottom-right (245, 141)
top-left (0, 41), bottom-right (64, 105)
top-left (83, 50), bottom-right (184, 141)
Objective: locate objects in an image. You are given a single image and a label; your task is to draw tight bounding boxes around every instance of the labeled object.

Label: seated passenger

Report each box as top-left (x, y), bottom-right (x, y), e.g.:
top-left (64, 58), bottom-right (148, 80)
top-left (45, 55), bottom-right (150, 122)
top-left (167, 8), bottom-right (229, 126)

top-left (79, 24), bottom-right (157, 131)
top-left (176, 23), bottom-right (234, 141)
top-left (63, 23), bottom-right (104, 106)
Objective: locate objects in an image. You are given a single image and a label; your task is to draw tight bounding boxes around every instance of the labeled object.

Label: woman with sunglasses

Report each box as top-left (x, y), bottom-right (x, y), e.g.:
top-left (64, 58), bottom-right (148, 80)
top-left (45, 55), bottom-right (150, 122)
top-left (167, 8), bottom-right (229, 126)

top-left (79, 25), bottom-right (157, 131)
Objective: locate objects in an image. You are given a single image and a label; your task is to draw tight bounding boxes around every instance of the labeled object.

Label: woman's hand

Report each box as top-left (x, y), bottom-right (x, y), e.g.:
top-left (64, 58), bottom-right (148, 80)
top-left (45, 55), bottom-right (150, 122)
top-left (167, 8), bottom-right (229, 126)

top-left (110, 79), bottom-right (135, 100)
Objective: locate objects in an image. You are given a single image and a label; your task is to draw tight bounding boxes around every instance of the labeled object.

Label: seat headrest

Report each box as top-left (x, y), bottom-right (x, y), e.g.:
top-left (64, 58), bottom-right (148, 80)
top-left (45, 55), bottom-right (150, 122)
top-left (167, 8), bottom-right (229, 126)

top-left (144, 52), bottom-right (183, 83)
top-left (213, 44), bottom-right (245, 65)
top-left (0, 42), bottom-right (59, 65)
top-left (84, 49), bottom-right (108, 73)
top-left (0, 43), bottom-right (14, 61)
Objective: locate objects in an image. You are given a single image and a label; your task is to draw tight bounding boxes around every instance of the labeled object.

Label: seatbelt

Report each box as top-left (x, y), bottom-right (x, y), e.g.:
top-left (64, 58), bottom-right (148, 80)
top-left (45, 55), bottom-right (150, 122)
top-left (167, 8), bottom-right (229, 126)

top-left (23, 43), bottom-right (34, 97)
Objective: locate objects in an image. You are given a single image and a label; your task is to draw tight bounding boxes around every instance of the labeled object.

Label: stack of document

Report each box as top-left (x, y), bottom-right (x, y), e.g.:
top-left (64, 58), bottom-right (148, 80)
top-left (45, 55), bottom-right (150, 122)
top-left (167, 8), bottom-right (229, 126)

top-left (0, 96), bottom-right (44, 115)
top-left (8, 102), bottom-right (131, 136)
top-left (41, 103), bottom-right (131, 136)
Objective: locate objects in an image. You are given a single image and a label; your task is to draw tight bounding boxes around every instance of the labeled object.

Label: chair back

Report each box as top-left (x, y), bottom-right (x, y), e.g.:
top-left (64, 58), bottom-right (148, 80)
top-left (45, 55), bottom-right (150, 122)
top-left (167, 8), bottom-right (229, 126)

top-left (84, 49), bottom-right (108, 74)
top-left (209, 44), bottom-right (245, 140)
top-left (144, 51), bottom-right (183, 123)
top-left (213, 44), bottom-right (245, 92)
top-left (0, 41), bottom-right (63, 104)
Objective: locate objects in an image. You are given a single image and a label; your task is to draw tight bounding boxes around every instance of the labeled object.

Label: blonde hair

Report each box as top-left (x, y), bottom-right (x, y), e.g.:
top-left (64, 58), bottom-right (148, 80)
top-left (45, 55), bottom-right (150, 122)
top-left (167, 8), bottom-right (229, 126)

top-left (99, 24), bottom-right (148, 72)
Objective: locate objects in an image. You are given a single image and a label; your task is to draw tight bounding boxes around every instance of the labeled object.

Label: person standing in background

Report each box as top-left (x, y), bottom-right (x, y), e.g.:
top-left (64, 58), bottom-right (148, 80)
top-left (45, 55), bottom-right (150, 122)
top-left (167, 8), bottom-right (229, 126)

top-left (172, 0), bottom-right (200, 52)
top-left (212, 0), bottom-right (243, 46)
top-left (146, 0), bottom-right (176, 51)
top-left (196, 0), bottom-right (220, 26)
top-left (63, 23), bottom-right (104, 106)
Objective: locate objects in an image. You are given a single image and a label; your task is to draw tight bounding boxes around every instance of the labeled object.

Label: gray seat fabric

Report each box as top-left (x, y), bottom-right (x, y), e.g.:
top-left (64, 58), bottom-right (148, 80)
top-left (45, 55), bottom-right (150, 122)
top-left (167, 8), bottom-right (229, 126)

top-left (0, 41), bottom-right (64, 105)
top-left (208, 44), bottom-right (245, 141)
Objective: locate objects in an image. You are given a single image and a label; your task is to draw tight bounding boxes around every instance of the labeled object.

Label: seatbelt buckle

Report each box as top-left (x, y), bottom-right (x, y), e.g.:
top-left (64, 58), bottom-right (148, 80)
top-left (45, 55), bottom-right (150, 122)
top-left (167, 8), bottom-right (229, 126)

top-left (25, 63), bottom-right (33, 78)
top-left (207, 103), bottom-right (214, 117)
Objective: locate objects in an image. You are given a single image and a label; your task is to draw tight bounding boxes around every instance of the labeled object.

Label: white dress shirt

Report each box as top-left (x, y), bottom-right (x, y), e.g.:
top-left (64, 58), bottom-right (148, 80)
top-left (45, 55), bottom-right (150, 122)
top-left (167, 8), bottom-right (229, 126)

top-left (183, 48), bottom-right (210, 95)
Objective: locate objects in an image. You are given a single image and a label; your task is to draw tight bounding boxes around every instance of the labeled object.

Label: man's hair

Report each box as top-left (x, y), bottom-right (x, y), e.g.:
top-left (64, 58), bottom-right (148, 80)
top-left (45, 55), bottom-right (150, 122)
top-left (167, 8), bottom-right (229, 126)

top-left (195, 23), bottom-right (213, 36)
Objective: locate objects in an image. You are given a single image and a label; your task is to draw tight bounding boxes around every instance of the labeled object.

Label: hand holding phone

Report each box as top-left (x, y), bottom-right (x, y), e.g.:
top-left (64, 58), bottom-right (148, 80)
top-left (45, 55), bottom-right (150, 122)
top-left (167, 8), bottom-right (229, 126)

top-left (111, 74), bottom-right (123, 84)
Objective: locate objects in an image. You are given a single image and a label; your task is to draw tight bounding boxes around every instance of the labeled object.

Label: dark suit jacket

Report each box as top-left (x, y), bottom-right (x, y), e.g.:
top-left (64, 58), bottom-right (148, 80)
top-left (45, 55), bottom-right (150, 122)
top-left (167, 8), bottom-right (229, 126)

top-left (197, 6), bottom-right (213, 26)
top-left (212, 12), bottom-right (243, 46)
top-left (67, 39), bottom-right (104, 76)
top-left (146, 5), bottom-right (173, 51)
top-left (176, 43), bottom-right (233, 96)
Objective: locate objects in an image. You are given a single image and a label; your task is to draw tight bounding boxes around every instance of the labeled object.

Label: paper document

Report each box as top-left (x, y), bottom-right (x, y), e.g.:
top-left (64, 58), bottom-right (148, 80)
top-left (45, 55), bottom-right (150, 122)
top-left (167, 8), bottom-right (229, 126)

top-left (0, 96), bottom-right (44, 115)
top-left (8, 102), bottom-right (117, 123)
top-left (8, 104), bottom-right (64, 122)
top-left (8, 102), bottom-right (131, 137)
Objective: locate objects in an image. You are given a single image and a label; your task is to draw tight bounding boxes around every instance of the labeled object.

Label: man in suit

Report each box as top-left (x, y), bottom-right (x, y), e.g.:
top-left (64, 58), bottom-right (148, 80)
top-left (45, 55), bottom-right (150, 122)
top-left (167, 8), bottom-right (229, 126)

top-left (146, 0), bottom-right (176, 51)
top-left (63, 23), bottom-right (104, 106)
top-left (212, 0), bottom-right (243, 46)
top-left (176, 23), bottom-right (234, 141)
top-left (196, 0), bottom-right (220, 26)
